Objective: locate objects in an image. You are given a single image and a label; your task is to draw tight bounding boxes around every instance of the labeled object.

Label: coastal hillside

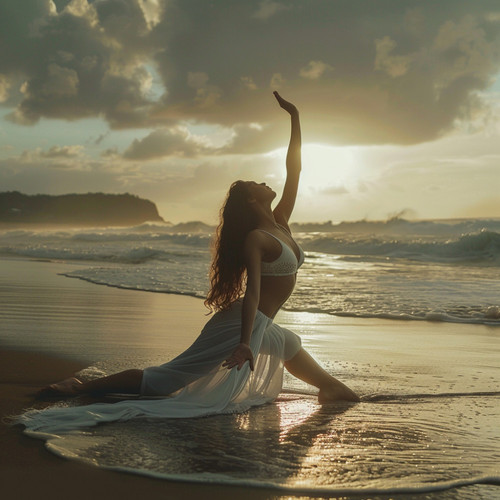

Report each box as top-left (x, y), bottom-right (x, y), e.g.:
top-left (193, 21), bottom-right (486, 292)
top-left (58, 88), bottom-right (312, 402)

top-left (0, 192), bottom-right (164, 226)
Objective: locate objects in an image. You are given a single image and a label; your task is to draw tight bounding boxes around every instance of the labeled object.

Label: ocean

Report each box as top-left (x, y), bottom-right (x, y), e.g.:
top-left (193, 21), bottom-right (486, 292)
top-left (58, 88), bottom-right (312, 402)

top-left (1, 218), bottom-right (499, 499)
top-left (1, 217), bottom-right (499, 325)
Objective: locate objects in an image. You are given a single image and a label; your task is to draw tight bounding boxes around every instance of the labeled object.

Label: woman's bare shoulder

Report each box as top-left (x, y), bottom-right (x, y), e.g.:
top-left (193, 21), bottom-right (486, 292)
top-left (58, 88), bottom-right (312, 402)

top-left (272, 214), bottom-right (292, 235)
top-left (244, 229), bottom-right (268, 246)
top-left (243, 230), bottom-right (269, 264)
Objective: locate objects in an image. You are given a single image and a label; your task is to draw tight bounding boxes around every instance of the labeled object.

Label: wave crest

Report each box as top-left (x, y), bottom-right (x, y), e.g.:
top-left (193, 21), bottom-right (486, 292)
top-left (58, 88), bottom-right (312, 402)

top-left (304, 230), bottom-right (500, 264)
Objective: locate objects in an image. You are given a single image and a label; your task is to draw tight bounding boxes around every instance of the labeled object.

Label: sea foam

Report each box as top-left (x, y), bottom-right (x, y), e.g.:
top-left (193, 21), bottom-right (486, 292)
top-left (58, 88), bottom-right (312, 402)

top-left (2, 220), bottom-right (499, 326)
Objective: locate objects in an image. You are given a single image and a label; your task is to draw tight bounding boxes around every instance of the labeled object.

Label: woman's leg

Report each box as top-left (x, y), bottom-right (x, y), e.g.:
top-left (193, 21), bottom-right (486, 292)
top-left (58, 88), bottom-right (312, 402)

top-left (284, 348), bottom-right (359, 403)
top-left (44, 369), bottom-right (144, 396)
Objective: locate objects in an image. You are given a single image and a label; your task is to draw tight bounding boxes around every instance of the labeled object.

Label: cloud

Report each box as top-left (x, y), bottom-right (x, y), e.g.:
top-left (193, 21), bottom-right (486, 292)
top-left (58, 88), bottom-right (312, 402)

top-left (187, 72), bottom-right (209, 89)
top-left (218, 123), bottom-right (284, 154)
top-left (253, 0), bottom-right (288, 21)
top-left (1, 0), bottom-right (156, 126)
top-left (0, 74), bottom-right (11, 102)
top-left (0, 154), bottom-right (122, 193)
top-left (122, 120), bottom-right (284, 160)
top-left (122, 120), bottom-right (288, 160)
top-left (123, 127), bottom-right (214, 159)
top-left (299, 60), bottom-right (333, 80)
top-left (270, 73), bottom-right (286, 89)
top-left (460, 197), bottom-right (500, 217)
top-left (39, 145), bottom-right (84, 158)
top-left (145, 155), bottom-right (282, 214)
top-left (240, 76), bottom-right (258, 91)
top-left (2, 0), bottom-right (500, 146)
top-left (431, 15), bottom-right (499, 97)
top-left (318, 184), bottom-right (349, 196)
top-left (15, 145), bottom-right (85, 167)
top-left (151, 0), bottom-right (500, 145)
top-left (94, 131), bottom-right (110, 145)
top-left (41, 63), bottom-right (79, 97)
top-left (374, 37), bottom-right (413, 77)
top-left (0, 141), bottom-right (285, 222)
top-left (0, 141), bottom-right (154, 196)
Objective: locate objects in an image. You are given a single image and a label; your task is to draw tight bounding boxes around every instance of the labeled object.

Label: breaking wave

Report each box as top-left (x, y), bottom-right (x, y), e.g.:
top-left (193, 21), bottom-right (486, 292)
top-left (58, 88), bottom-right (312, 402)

top-left (303, 230), bottom-right (500, 265)
top-left (0, 245), bottom-right (206, 264)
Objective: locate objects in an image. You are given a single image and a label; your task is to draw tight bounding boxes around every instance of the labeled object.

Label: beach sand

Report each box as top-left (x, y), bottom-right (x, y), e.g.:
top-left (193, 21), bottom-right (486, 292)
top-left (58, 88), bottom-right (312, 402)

top-left (1, 258), bottom-right (498, 499)
top-left (1, 259), bottom-right (291, 500)
top-left (1, 350), bottom-right (301, 500)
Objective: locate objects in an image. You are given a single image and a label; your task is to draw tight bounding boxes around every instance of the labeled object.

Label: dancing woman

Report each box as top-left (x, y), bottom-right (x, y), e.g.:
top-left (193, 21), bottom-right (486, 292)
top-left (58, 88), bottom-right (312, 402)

top-left (31, 93), bottom-right (358, 433)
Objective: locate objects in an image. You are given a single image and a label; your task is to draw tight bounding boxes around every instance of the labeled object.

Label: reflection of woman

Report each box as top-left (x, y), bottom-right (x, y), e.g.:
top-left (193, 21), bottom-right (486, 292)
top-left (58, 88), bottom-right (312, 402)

top-left (36, 92), bottom-right (357, 429)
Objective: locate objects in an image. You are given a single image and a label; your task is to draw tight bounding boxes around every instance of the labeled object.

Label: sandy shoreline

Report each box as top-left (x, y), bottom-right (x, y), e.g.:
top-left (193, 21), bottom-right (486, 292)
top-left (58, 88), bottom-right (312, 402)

top-left (0, 259), bottom-right (283, 500)
top-left (1, 350), bottom-right (296, 500)
top-left (2, 258), bottom-right (498, 499)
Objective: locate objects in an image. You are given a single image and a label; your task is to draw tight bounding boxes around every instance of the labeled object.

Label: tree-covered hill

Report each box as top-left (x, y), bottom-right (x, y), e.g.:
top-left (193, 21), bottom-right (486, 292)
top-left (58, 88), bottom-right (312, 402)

top-left (0, 192), bottom-right (164, 226)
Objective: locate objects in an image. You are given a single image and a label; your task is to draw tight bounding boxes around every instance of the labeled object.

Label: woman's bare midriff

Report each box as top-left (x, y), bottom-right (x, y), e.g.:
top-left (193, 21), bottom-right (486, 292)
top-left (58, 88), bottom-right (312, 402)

top-left (258, 274), bottom-right (297, 318)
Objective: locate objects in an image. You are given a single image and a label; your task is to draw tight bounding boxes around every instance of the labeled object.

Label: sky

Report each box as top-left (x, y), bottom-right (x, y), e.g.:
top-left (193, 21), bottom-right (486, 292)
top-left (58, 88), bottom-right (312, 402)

top-left (0, 0), bottom-right (499, 224)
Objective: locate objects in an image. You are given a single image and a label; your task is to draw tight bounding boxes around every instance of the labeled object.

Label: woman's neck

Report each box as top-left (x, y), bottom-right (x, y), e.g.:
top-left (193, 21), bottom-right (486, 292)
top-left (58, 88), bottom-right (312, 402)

top-left (253, 204), bottom-right (277, 230)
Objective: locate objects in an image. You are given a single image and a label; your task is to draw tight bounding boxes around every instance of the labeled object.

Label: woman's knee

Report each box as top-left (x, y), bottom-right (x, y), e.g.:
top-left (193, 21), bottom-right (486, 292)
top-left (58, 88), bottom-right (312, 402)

top-left (283, 329), bottom-right (302, 361)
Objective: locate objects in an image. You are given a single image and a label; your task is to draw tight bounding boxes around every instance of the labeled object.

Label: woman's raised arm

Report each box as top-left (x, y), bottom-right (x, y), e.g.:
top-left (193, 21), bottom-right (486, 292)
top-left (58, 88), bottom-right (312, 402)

top-left (273, 91), bottom-right (302, 225)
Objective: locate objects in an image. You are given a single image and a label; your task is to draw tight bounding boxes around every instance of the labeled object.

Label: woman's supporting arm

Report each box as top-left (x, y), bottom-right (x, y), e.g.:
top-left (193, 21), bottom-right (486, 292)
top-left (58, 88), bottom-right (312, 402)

top-left (273, 91), bottom-right (302, 225)
top-left (222, 231), bottom-right (264, 371)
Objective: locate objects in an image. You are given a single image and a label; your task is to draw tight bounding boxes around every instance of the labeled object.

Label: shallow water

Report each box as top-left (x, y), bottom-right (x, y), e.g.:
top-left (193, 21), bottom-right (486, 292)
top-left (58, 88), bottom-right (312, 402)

top-left (1, 220), bottom-right (499, 325)
top-left (2, 257), bottom-right (499, 498)
top-left (45, 315), bottom-right (499, 498)
top-left (41, 391), bottom-right (499, 497)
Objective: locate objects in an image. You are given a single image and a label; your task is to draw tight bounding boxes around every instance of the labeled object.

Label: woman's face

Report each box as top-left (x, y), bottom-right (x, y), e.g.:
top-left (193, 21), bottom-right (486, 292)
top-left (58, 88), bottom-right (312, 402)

top-left (245, 181), bottom-right (276, 203)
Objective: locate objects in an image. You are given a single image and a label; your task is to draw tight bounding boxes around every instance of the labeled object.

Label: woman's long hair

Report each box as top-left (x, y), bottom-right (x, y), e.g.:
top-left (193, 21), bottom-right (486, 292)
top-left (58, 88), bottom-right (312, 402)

top-left (205, 181), bottom-right (258, 312)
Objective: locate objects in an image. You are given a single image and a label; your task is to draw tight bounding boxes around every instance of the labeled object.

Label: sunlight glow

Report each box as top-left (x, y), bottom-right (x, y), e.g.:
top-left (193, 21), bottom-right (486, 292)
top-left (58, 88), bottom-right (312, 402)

top-left (301, 143), bottom-right (362, 191)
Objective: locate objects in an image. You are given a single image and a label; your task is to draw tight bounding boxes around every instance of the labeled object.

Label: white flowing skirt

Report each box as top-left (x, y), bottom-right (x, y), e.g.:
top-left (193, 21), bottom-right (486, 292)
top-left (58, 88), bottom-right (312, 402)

top-left (18, 302), bottom-right (302, 434)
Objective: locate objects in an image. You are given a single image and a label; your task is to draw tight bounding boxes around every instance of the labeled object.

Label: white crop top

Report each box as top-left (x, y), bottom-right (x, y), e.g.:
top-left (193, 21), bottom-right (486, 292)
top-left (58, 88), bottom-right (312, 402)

top-left (259, 230), bottom-right (305, 276)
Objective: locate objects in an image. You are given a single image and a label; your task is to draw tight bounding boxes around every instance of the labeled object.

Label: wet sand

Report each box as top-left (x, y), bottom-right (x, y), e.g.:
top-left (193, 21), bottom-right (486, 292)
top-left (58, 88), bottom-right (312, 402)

top-left (0, 349), bottom-right (300, 500)
top-left (0, 259), bottom-right (283, 499)
top-left (1, 258), bottom-right (498, 499)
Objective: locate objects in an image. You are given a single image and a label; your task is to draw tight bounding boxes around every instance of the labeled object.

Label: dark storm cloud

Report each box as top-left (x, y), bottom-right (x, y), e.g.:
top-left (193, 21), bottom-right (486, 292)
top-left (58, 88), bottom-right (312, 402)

top-left (1, 0), bottom-right (500, 148)
top-left (0, 0), bottom-right (158, 126)
top-left (153, 0), bottom-right (500, 145)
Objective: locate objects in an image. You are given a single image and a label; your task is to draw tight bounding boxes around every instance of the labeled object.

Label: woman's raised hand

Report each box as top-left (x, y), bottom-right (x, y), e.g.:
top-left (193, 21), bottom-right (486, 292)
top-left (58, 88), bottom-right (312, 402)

top-left (223, 343), bottom-right (255, 371)
top-left (273, 91), bottom-right (298, 115)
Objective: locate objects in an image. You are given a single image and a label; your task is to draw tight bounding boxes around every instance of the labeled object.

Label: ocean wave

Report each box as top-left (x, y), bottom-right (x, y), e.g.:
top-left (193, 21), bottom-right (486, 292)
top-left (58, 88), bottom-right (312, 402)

top-left (61, 272), bottom-right (206, 299)
top-left (303, 230), bottom-right (500, 265)
top-left (60, 269), bottom-right (500, 326)
top-left (43, 454), bottom-right (500, 497)
top-left (70, 231), bottom-right (210, 246)
top-left (363, 391), bottom-right (500, 402)
top-left (0, 227), bottom-right (211, 246)
top-left (283, 306), bottom-right (500, 326)
top-left (33, 398), bottom-right (500, 495)
top-left (0, 245), bottom-right (201, 264)
top-left (293, 216), bottom-right (500, 237)
top-left (26, 384), bottom-right (500, 495)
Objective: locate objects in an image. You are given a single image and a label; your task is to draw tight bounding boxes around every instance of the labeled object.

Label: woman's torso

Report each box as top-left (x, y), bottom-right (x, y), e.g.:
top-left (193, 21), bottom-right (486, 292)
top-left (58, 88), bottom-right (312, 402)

top-left (255, 227), bottom-right (304, 318)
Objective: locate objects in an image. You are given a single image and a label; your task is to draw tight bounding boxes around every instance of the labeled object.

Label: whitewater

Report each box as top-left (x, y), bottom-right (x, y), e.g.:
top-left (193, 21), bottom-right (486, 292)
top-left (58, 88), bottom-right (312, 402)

top-left (1, 218), bottom-right (499, 499)
top-left (1, 217), bottom-right (499, 326)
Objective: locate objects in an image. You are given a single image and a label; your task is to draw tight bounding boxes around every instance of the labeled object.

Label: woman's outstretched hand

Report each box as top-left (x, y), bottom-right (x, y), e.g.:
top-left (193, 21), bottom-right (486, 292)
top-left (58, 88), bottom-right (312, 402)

top-left (223, 343), bottom-right (255, 371)
top-left (273, 91), bottom-right (298, 115)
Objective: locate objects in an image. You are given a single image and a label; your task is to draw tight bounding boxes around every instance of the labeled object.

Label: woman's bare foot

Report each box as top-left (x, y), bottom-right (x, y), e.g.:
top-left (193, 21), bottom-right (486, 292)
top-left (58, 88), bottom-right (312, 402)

top-left (318, 382), bottom-right (360, 404)
top-left (38, 377), bottom-right (84, 397)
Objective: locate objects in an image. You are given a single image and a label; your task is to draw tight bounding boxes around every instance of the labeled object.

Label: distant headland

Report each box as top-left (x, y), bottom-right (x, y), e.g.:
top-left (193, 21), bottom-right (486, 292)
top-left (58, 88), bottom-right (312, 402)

top-left (0, 191), bottom-right (164, 226)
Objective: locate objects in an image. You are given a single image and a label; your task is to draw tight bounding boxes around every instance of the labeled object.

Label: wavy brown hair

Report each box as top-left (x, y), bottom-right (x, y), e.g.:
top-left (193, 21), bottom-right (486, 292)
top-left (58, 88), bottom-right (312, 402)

top-left (205, 180), bottom-right (258, 312)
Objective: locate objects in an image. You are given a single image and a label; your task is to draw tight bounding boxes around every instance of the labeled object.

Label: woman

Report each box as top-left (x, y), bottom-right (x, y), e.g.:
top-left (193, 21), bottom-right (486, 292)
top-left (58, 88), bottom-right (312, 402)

top-left (27, 92), bottom-right (357, 433)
